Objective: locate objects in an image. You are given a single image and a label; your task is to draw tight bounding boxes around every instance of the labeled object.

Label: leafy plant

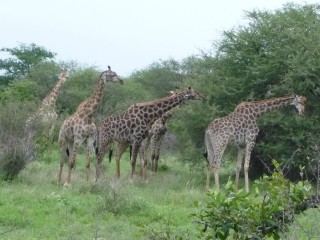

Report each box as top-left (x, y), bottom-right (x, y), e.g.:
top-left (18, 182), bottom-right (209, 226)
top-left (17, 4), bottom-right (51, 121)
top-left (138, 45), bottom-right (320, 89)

top-left (193, 161), bottom-right (313, 239)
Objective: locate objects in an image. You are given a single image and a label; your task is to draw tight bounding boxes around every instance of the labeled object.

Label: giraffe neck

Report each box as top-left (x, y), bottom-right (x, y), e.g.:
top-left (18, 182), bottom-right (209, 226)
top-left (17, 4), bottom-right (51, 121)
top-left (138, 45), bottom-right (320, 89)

top-left (235, 96), bottom-right (295, 118)
top-left (81, 75), bottom-right (106, 116)
top-left (41, 77), bottom-right (67, 108)
top-left (127, 92), bottom-right (187, 124)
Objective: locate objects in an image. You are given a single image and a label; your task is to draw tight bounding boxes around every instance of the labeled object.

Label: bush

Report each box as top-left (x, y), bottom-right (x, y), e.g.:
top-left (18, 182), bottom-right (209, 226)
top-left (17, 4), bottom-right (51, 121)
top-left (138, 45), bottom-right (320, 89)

top-left (192, 161), bottom-right (313, 240)
top-left (0, 101), bottom-right (36, 180)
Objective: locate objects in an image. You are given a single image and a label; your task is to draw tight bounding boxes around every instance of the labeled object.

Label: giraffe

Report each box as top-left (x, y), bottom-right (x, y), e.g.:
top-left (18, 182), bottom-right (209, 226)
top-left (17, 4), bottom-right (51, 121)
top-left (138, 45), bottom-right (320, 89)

top-left (138, 110), bottom-right (173, 173)
top-left (204, 95), bottom-right (307, 192)
top-left (58, 66), bottom-right (123, 187)
top-left (95, 87), bottom-right (205, 182)
top-left (108, 92), bottom-right (176, 175)
top-left (112, 110), bottom-right (173, 176)
top-left (25, 68), bottom-right (69, 137)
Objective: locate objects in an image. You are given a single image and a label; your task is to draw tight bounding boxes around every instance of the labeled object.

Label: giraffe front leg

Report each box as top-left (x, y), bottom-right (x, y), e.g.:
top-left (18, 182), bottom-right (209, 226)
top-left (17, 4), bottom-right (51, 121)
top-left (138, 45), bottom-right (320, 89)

top-left (138, 146), bottom-right (144, 177)
top-left (154, 155), bottom-right (160, 172)
top-left (151, 152), bottom-right (156, 172)
top-left (139, 147), bottom-right (148, 182)
top-left (139, 139), bottom-right (149, 177)
top-left (153, 144), bottom-right (161, 173)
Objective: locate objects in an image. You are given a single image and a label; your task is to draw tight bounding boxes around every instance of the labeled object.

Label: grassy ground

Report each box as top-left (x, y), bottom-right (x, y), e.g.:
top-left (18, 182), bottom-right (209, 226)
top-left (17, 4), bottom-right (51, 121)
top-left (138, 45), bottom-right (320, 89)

top-left (0, 149), bottom-right (207, 239)
top-left (0, 149), bottom-right (319, 239)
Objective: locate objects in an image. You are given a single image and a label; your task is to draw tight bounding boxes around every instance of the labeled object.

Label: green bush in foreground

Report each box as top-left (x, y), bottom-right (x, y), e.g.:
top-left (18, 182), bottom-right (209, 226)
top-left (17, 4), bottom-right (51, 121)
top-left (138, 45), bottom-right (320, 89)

top-left (192, 161), bottom-right (313, 240)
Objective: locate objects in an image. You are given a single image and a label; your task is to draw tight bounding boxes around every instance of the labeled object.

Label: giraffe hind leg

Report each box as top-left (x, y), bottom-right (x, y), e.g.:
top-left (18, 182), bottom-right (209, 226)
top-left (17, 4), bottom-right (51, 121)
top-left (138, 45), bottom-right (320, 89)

top-left (58, 142), bottom-right (69, 185)
top-left (235, 147), bottom-right (245, 191)
top-left (65, 141), bottom-right (80, 188)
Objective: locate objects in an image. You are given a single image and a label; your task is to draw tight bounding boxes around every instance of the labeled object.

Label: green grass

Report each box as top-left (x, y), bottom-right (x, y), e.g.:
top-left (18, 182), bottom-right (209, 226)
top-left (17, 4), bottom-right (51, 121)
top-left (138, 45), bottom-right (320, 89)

top-left (0, 150), bottom-right (205, 239)
top-left (0, 149), bottom-right (319, 239)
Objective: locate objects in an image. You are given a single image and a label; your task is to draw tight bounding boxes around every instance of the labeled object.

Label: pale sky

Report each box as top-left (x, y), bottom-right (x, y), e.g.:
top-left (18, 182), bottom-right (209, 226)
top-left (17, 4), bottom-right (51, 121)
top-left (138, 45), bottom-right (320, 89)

top-left (0, 0), bottom-right (318, 76)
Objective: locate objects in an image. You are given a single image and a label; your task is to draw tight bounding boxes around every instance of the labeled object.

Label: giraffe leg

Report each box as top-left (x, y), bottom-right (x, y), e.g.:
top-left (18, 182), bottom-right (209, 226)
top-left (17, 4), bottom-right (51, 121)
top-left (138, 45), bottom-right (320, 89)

top-left (85, 137), bottom-right (95, 181)
top-left (65, 141), bottom-right (80, 188)
top-left (213, 166), bottom-right (220, 192)
top-left (151, 153), bottom-right (155, 172)
top-left (140, 147), bottom-right (148, 182)
top-left (115, 142), bottom-right (129, 178)
top-left (150, 137), bottom-right (157, 172)
top-left (85, 150), bottom-right (90, 181)
top-left (130, 143), bottom-right (140, 180)
top-left (153, 144), bottom-right (161, 172)
top-left (211, 145), bottom-right (225, 192)
top-left (154, 155), bottom-right (159, 172)
top-left (204, 131), bottom-right (225, 191)
top-left (206, 164), bottom-right (211, 190)
top-left (139, 138), bottom-right (151, 181)
top-left (138, 146), bottom-right (144, 177)
top-left (235, 147), bottom-right (245, 191)
top-left (49, 124), bottom-right (55, 140)
top-left (244, 142), bottom-right (255, 192)
top-left (58, 140), bottom-right (68, 185)
top-left (95, 142), bottom-right (109, 182)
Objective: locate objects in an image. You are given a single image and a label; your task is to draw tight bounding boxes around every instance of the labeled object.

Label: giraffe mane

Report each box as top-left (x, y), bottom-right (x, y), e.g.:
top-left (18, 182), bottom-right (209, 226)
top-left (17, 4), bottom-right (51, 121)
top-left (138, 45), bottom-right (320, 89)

top-left (130, 90), bottom-right (186, 107)
top-left (236, 96), bottom-right (294, 108)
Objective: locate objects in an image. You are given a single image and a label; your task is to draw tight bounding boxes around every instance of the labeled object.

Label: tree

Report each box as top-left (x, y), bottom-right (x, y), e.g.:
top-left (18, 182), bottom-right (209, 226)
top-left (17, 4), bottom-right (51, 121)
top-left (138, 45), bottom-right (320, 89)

top-left (0, 43), bottom-right (56, 87)
top-left (132, 59), bottom-right (185, 99)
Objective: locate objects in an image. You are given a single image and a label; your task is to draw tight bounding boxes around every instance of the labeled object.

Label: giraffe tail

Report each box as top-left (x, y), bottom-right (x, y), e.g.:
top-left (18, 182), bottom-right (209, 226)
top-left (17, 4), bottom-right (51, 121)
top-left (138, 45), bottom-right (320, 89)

top-left (94, 128), bottom-right (100, 156)
top-left (108, 149), bottom-right (113, 163)
top-left (204, 130), bottom-right (213, 165)
top-left (203, 151), bottom-right (208, 159)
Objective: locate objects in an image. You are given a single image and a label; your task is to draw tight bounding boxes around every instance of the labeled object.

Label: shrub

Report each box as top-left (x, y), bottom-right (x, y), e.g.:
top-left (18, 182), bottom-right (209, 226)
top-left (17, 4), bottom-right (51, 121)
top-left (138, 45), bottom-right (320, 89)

top-left (0, 101), bottom-right (36, 180)
top-left (192, 161), bottom-right (313, 240)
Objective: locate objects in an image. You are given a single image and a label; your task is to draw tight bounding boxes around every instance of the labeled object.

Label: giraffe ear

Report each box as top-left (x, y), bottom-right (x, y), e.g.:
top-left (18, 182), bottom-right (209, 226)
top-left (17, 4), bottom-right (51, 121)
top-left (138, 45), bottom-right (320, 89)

top-left (108, 66), bottom-right (111, 70)
top-left (188, 86), bottom-right (191, 90)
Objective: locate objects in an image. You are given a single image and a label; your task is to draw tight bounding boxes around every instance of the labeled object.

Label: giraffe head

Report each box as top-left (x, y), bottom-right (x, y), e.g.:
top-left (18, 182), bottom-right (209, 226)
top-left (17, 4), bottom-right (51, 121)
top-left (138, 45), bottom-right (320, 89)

top-left (182, 86), bottom-right (206, 100)
top-left (101, 66), bottom-right (123, 84)
top-left (59, 68), bottom-right (69, 80)
top-left (291, 95), bottom-right (306, 116)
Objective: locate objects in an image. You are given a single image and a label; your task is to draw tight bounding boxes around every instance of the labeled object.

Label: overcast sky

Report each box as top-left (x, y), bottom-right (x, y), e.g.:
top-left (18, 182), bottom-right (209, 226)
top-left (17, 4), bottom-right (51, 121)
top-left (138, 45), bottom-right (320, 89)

top-left (1, 0), bottom-right (318, 76)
